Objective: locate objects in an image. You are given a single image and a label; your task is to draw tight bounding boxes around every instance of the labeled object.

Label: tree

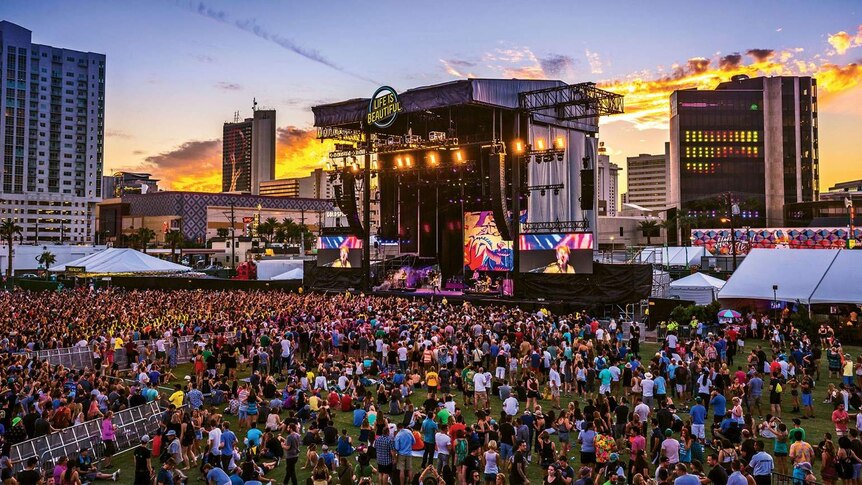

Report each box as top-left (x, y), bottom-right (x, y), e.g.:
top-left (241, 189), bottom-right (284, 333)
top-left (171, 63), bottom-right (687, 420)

top-left (638, 219), bottom-right (660, 246)
top-left (281, 218), bottom-right (301, 244)
top-left (660, 213), bottom-right (698, 246)
top-left (257, 217), bottom-right (276, 245)
top-left (165, 230), bottom-right (184, 263)
top-left (136, 227), bottom-right (155, 254)
top-left (36, 251), bottom-right (56, 278)
top-left (216, 228), bottom-right (229, 239)
top-left (0, 218), bottom-right (23, 282)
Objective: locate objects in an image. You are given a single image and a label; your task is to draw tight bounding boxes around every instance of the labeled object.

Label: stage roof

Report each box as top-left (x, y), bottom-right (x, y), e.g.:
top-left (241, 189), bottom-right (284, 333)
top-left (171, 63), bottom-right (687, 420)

top-left (312, 78), bottom-right (597, 130)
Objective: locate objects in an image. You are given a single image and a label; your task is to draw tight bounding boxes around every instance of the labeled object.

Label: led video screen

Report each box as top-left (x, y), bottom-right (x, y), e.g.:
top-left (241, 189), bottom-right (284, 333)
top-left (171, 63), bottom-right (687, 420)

top-left (518, 233), bottom-right (594, 274)
top-left (463, 211), bottom-right (513, 272)
top-left (317, 236), bottom-right (363, 268)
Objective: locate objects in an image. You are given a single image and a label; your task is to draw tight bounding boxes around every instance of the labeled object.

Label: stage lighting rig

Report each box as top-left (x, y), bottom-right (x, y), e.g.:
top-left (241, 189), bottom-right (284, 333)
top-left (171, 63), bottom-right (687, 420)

top-left (527, 183), bottom-right (564, 197)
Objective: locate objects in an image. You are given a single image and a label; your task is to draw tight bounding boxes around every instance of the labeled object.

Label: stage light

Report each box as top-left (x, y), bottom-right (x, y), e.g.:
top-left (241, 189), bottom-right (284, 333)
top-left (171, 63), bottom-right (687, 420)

top-left (540, 189), bottom-right (546, 196)
top-left (582, 156), bottom-right (591, 169)
top-left (536, 139), bottom-right (545, 151)
top-left (454, 150), bottom-right (464, 163)
top-left (371, 160), bottom-right (378, 170)
top-left (351, 162), bottom-right (360, 172)
top-left (396, 156), bottom-right (404, 168)
top-left (553, 188), bottom-right (560, 195)
top-left (325, 161), bottom-right (332, 171)
top-left (405, 156), bottom-right (412, 167)
top-left (555, 137), bottom-right (565, 149)
top-left (556, 152), bottom-right (564, 162)
top-left (514, 141), bottom-right (524, 153)
top-left (543, 154), bottom-right (553, 162)
top-left (428, 152), bottom-right (438, 166)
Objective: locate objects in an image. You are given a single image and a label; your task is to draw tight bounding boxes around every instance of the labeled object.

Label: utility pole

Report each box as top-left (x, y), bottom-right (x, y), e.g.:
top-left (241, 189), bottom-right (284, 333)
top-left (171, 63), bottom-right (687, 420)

top-left (847, 197), bottom-right (856, 249)
top-left (300, 209), bottom-right (306, 255)
top-left (221, 203), bottom-right (237, 271)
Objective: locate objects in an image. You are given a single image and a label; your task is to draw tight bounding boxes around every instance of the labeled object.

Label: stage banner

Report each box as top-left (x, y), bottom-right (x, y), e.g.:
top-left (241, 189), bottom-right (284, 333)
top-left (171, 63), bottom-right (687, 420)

top-left (463, 211), bottom-right (513, 272)
top-left (691, 227), bottom-right (861, 255)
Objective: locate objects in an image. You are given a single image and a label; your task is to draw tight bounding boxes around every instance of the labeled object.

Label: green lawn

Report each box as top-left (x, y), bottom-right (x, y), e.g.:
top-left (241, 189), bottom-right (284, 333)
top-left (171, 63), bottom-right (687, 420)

top-left (106, 340), bottom-right (854, 483)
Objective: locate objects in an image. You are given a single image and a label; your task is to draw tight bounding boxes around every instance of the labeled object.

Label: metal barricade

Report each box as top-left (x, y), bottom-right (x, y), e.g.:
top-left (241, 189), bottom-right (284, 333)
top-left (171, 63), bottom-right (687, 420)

top-left (10, 401), bottom-right (162, 472)
top-left (34, 346), bottom-right (94, 370)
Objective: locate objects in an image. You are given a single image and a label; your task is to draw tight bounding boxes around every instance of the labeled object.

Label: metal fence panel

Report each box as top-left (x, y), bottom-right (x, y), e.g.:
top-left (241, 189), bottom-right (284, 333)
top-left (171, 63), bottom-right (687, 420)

top-left (11, 401), bottom-right (162, 472)
top-left (34, 347), bottom-right (94, 370)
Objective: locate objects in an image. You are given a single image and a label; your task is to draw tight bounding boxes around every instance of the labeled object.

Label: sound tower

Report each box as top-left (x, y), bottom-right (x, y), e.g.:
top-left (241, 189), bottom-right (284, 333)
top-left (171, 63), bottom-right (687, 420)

top-left (580, 169), bottom-right (595, 211)
top-left (489, 152), bottom-right (512, 241)
top-left (334, 171), bottom-right (365, 236)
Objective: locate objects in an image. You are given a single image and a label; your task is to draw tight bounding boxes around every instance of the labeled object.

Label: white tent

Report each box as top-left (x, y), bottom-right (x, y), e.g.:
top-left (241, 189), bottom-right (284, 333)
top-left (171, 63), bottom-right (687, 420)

top-left (635, 246), bottom-right (710, 267)
top-left (270, 267), bottom-right (304, 281)
top-left (49, 248), bottom-right (191, 275)
top-left (669, 272), bottom-right (726, 305)
top-left (718, 248), bottom-right (862, 305)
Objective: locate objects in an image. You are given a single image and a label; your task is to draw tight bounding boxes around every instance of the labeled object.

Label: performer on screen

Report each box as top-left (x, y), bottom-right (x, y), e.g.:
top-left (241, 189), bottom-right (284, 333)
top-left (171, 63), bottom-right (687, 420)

top-left (543, 246), bottom-right (576, 274)
top-left (332, 246), bottom-right (352, 268)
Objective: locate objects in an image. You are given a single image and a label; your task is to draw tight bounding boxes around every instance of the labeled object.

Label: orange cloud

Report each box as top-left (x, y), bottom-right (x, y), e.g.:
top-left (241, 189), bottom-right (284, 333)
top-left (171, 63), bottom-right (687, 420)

top-left (828, 25), bottom-right (862, 55)
top-left (598, 50), bottom-right (862, 130)
top-left (122, 126), bottom-right (334, 192)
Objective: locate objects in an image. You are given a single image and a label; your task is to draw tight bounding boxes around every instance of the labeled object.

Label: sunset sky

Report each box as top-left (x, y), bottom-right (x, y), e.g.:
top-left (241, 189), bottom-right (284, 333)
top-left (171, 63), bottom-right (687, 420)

top-left (4, 0), bottom-right (861, 195)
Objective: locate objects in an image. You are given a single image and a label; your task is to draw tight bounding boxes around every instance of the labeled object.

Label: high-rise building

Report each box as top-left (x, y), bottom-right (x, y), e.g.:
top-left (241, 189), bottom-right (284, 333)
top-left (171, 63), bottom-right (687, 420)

top-left (0, 21), bottom-right (105, 243)
top-left (222, 109), bottom-right (275, 195)
top-left (669, 75), bottom-right (818, 227)
top-left (259, 178), bottom-right (299, 198)
top-left (596, 142), bottom-right (620, 216)
top-left (625, 145), bottom-right (669, 212)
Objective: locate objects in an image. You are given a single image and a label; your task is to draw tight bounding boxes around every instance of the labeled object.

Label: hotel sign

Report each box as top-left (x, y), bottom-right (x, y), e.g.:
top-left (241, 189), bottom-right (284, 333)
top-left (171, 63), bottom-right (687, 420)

top-left (66, 265), bottom-right (86, 274)
top-left (367, 86), bottom-right (401, 128)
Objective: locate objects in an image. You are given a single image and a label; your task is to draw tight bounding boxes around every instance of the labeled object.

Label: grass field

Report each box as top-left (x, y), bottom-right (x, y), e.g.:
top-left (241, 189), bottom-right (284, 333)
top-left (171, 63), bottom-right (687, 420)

top-left (104, 340), bottom-right (854, 483)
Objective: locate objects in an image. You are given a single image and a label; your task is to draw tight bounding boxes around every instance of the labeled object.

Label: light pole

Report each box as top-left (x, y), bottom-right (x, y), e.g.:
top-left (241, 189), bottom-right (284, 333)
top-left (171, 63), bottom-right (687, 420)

top-left (610, 236), bottom-right (615, 262)
top-left (772, 284), bottom-right (779, 324)
top-left (720, 191), bottom-right (740, 271)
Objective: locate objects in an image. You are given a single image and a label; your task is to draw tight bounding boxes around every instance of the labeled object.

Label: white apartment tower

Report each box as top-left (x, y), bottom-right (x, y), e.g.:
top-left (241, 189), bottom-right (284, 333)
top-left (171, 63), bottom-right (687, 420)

top-left (596, 142), bottom-right (620, 217)
top-left (0, 21), bottom-right (105, 243)
top-left (625, 143), bottom-right (669, 211)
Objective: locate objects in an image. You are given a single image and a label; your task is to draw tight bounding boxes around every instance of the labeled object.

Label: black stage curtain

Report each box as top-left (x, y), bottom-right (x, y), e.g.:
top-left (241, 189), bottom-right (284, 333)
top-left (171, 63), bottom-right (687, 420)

top-left (304, 262), bottom-right (362, 290)
top-left (520, 263), bottom-right (652, 304)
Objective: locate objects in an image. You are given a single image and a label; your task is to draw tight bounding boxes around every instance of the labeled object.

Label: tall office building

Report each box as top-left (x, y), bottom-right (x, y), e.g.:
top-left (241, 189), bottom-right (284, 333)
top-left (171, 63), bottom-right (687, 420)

top-left (596, 142), bottom-right (620, 216)
top-left (222, 109), bottom-right (276, 195)
top-left (625, 144), bottom-right (669, 211)
top-left (0, 21), bottom-right (105, 243)
top-left (669, 75), bottom-right (818, 227)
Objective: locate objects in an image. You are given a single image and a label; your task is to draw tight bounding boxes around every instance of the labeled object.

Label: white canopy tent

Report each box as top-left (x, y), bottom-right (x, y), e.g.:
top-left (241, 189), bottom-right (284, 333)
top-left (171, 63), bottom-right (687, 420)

top-left (270, 267), bottom-right (304, 281)
top-left (634, 246), bottom-right (710, 267)
top-left (49, 248), bottom-right (191, 275)
top-left (718, 248), bottom-right (862, 305)
top-left (669, 272), bottom-right (726, 305)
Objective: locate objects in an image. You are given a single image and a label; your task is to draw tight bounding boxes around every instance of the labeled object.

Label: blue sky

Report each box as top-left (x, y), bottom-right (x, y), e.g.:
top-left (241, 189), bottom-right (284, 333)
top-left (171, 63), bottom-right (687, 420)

top-left (3, 0), bottom-right (861, 191)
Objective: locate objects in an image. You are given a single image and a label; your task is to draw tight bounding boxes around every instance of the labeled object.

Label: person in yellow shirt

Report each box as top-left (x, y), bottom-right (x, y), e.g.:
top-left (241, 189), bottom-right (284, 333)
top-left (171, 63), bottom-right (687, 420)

top-left (308, 392), bottom-right (321, 412)
top-left (113, 336), bottom-right (124, 350)
top-left (425, 367), bottom-right (440, 398)
top-left (169, 384), bottom-right (185, 408)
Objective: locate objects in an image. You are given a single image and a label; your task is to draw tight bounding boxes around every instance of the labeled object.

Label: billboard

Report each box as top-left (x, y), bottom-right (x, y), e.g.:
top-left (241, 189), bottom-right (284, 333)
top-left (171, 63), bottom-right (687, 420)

top-left (518, 233), bottom-right (594, 274)
top-left (463, 211), bottom-right (513, 272)
top-left (692, 227), bottom-right (860, 255)
top-left (317, 236), bottom-right (363, 268)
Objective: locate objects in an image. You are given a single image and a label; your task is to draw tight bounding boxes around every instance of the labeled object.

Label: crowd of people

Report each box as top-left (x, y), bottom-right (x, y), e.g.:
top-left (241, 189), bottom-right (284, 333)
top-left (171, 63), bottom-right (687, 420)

top-left (0, 288), bottom-right (858, 485)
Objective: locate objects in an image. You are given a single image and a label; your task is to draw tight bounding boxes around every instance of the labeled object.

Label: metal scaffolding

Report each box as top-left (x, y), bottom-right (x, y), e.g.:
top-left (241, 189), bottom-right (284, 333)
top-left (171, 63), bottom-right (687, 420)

top-left (518, 82), bottom-right (624, 120)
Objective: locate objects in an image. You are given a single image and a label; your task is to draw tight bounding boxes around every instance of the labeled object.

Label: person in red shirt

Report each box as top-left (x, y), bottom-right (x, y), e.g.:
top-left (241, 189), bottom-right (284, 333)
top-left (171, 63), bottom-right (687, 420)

top-left (340, 393), bottom-right (352, 413)
top-left (833, 403), bottom-right (850, 437)
top-left (327, 390), bottom-right (340, 409)
top-left (735, 367), bottom-right (748, 385)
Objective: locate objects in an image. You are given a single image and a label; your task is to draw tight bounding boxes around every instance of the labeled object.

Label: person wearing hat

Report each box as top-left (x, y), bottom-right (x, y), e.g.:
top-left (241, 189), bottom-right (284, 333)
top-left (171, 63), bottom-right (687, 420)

top-left (602, 453), bottom-right (625, 483)
top-left (166, 429), bottom-right (185, 478)
top-left (793, 462), bottom-right (816, 484)
top-left (5, 416), bottom-right (27, 448)
top-left (641, 372), bottom-right (655, 408)
top-left (134, 435), bottom-right (153, 485)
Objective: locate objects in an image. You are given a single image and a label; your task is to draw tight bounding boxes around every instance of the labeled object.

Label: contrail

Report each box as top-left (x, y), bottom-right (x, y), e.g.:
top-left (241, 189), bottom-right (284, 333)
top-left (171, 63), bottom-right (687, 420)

top-left (189, 1), bottom-right (379, 85)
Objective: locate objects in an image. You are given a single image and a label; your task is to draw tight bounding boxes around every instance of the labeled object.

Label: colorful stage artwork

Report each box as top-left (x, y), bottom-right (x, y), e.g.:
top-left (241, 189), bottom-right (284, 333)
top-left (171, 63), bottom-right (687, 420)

top-left (463, 211), bottom-right (513, 272)
top-left (691, 227), bottom-right (861, 255)
top-left (318, 236), bottom-right (363, 249)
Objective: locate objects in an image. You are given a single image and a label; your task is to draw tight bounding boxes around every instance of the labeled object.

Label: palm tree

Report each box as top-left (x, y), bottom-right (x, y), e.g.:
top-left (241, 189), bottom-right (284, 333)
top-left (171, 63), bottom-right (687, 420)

top-left (136, 227), bottom-right (155, 254)
top-left (638, 219), bottom-right (660, 246)
top-left (0, 218), bottom-right (23, 282)
top-left (165, 230), bottom-right (184, 263)
top-left (36, 251), bottom-right (56, 278)
top-left (660, 213), bottom-right (698, 246)
top-left (281, 218), bottom-right (301, 244)
top-left (257, 217), bottom-right (277, 245)
top-left (216, 228), bottom-right (230, 239)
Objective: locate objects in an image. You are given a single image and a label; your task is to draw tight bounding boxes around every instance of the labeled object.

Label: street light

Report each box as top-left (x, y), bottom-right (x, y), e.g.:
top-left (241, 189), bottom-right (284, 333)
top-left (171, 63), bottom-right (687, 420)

top-left (772, 284), bottom-right (779, 324)
top-left (610, 236), bottom-right (615, 262)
